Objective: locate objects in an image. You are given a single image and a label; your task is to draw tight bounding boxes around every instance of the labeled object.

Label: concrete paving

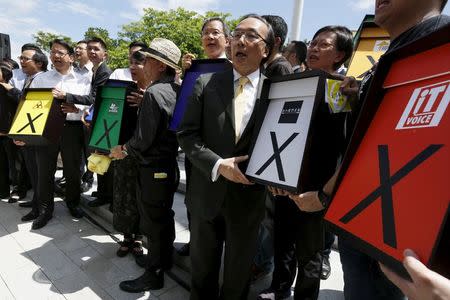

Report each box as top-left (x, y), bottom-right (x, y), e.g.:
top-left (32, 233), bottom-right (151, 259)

top-left (0, 167), bottom-right (345, 299)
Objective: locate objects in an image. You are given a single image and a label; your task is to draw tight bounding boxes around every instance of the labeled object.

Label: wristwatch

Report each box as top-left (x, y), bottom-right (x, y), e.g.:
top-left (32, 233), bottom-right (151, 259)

top-left (317, 189), bottom-right (331, 208)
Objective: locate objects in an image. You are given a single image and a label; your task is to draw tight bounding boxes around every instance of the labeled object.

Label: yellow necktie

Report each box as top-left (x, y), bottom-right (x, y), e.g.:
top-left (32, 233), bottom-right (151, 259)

top-left (234, 76), bottom-right (250, 143)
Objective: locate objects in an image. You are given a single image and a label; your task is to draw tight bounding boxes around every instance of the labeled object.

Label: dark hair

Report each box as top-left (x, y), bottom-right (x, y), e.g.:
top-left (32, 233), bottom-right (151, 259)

top-left (441, 0), bottom-right (447, 11)
top-left (0, 63), bottom-right (13, 82)
top-left (239, 14), bottom-right (276, 64)
top-left (201, 17), bottom-right (230, 37)
top-left (50, 39), bottom-right (75, 55)
top-left (32, 51), bottom-right (48, 71)
top-left (164, 65), bottom-right (176, 78)
top-left (129, 41), bottom-right (148, 50)
top-left (87, 37), bottom-right (108, 51)
top-left (2, 58), bottom-right (19, 69)
top-left (312, 25), bottom-right (354, 70)
top-left (131, 49), bottom-right (147, 63)
top-left (76, 40), bottom-right (88, 45)
top-left (291, 41), bottom-right (307, 64)
top-left (262, 15), bottom-right (288, 51)
top-left (21, 43), bottom-right (42, 53)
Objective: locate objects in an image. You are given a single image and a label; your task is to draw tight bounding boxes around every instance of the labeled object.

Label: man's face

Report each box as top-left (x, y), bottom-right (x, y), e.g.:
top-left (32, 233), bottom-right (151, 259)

top-left (231, 17), bottom-right (269, 76)
top-left (87, 42), bottom-right (107, 65)
top-left (50, 43), bottom-right (73, 72)
top-left (307, 31), bottom-right (344, 73)
top-left (374, 0), bottom-right (429, 32)
top-left (75, 42), bottom-right (89, 62)
top-left (201, 20), bottom-right (229, 59)
top-left (19, 49), bottom-right (40, 76)
top-left (283, 43), bottom-right (296, 66)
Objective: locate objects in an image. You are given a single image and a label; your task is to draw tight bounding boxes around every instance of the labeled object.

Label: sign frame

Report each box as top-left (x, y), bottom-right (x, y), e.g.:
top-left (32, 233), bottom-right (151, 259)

top-left (170, 58), bottom-right (232, 131)
top-left (8, 88), bottom-right (65, 145)
top-left (325, 24), bottom-right (450, 279)
top-left (246, 70), bottom-right (344, 194)
top-left (88, 79), bottom-right (138, 154)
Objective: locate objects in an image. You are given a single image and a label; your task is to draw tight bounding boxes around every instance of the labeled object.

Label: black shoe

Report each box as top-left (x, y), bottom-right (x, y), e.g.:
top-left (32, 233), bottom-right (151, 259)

top-left (32, 214), bottom-right (52, 230)
top-left (321, 256), bottom-right (331, 280)
top-left (0, 192), bottom-right (9, 199)
top-left (257, 288), bottom-right (291, 300)
top-left (10, 190), bottom-right (27, 200)
top-left (80, 182), bottom-right (92, 193)
top-left (116, 240), bottom-right (132, 257)
top-left (8, 197), bottom-right (18, 203)
top-left (68, 207), bottom-right (84, 218)
top-left (119, 269), bottom-right (164, 292)
top-left (19, 200), bottom-right (33, 208)
top-left (176, 243), bottom-right (190, 256)
top-left (21, 211), bottom-right (39, 221)
top-left (88, 197), bottom-right (109, 207)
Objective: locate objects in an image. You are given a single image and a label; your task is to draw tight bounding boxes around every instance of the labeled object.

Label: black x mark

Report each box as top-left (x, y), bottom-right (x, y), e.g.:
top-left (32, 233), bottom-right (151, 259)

top-left (17, 113), bottom-right (43, 133)
top-left (95, 119), bottom-right (118, 149)
top-left (255, 131), bottom-right (299, 181)
top-left (340, 144), bottom-right (443, 248)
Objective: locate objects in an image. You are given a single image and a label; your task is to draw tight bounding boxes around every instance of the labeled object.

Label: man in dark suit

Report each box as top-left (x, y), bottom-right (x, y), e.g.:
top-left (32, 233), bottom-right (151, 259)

top-left (177, 15), bottom-right (275, 300)
top-left (58, 37), bottom-right (113, 208)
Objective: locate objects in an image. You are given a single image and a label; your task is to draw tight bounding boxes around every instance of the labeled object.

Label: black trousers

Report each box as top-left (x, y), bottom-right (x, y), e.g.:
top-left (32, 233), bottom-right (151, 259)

top-left (60, 122), bottom-right (84, 206)
top-left (0, 136), bottom-right (10, 196)
top-left (21, 146), bottom-right (39, 213)
top-left (189, 186), bottom-right (265, 300)
top-left (271, 196), bottom-right (324, 300)
top-left (137, 161), bottom-right (178, 270)
top-left (0, 137), bottom-right (28, 196)
top-left (35, 122), bottom-right (84, 215)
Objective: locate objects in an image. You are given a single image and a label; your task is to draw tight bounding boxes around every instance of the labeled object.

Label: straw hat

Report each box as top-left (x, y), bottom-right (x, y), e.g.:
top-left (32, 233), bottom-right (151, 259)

top-left (140, 38), bottom-right (181, 70)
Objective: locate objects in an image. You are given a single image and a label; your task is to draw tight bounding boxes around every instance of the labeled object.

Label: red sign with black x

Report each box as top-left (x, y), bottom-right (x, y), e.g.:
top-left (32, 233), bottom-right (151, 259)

top-left (325, 42), bottom-right (450, 267)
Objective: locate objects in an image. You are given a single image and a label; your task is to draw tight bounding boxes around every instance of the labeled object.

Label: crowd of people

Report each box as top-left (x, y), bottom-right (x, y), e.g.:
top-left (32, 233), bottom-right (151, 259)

top-left (0, 0), bottom-right (449, 299)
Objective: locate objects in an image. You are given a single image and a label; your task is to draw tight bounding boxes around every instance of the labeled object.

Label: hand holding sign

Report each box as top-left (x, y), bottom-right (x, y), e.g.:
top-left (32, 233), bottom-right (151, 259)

top-left (380, 249), bottom-right (450, 300)
top-left (218, 155), bottom-right (253, 185)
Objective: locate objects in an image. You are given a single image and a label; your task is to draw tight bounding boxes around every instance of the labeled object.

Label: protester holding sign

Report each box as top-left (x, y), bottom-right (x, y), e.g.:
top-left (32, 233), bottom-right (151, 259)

top-left (265, 25), bottom-right (353, 300)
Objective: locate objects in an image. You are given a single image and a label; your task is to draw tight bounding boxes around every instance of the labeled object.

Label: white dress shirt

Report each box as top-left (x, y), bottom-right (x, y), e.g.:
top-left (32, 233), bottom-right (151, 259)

top-left (109, 68), bottom-right (132, 81)
top-left (31, 67), bottom-right (91, 121)
top-left (211, 68), bottom-right (261, 181)
top-left (9, 69), bottom-right (26, 90)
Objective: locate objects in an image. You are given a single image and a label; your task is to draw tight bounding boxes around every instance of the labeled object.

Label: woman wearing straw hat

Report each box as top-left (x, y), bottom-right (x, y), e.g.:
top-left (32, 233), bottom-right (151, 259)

top-left (110, 37), bottom-right (181, 292)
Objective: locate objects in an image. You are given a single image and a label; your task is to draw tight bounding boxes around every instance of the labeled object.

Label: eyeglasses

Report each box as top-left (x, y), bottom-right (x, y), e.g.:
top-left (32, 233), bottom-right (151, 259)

top-left (230, 30), bottom-right (267, 44)
top-left (18, 56), bottom-right (33, 62)
top-left (201, 30), bottom-right (224, 39)
top-left (50, 51), bottom-right (69, 57)
top-left (308, 40), bottom-right (335, 51)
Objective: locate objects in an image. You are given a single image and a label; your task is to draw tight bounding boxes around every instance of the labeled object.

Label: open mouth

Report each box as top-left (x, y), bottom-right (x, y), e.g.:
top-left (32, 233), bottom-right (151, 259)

top-left (308, 54), bottom-right (319, 61)
top-left (235, 51), bottom-right (247, 58)
top-left (376, 0), bottom-right (390, 9)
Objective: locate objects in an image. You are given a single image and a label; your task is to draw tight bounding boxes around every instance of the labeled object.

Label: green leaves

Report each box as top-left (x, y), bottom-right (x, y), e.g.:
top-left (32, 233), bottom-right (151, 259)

top-left (33, 7), bottom-right (239, 70)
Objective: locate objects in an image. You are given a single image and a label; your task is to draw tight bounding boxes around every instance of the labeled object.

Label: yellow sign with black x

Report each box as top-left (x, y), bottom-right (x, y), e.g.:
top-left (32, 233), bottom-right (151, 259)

top-left (346, 27), bottom-right (390, 79)
top-left (9, 91), bottom-right (53, 135)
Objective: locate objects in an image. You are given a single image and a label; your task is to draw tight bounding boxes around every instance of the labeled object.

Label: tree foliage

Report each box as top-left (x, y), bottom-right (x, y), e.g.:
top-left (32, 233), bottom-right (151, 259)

top-left (32, 31), bottom-right (73, 53)
top-left (33, 7), bottom-right (239, 69)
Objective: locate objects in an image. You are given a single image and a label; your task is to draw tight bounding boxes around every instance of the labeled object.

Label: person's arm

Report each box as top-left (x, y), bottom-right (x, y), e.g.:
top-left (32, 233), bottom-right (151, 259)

top-left (65, 68), bottom-right (111, 105)
top-left (380, 249), bottom-right (450, 300)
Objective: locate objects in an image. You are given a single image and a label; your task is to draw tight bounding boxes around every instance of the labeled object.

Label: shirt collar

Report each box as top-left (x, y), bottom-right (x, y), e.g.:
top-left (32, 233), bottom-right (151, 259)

top-left (233, 68), bottom-right (260, 88)
top-left (52, 66), bottom-right (77, 79)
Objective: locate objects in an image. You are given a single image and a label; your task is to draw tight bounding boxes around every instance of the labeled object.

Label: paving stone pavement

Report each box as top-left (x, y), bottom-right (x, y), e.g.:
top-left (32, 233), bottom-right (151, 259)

top-left (0, 169), bottom-right (345, 299)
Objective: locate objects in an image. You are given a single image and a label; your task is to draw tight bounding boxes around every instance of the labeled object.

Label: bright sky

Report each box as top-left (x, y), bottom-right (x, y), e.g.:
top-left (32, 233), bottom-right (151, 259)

top-left (1, 0), bottom-right (449, 60)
